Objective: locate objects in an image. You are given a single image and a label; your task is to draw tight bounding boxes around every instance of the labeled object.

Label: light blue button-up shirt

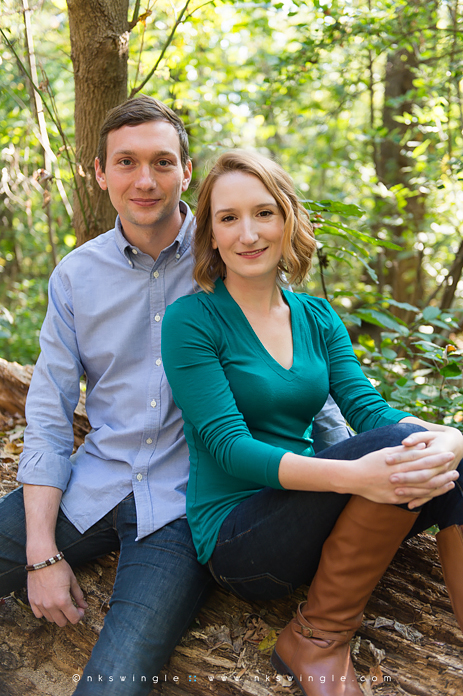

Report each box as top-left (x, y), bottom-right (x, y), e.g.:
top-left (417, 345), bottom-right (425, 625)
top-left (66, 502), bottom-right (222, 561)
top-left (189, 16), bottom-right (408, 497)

top-left (18, 200), bottom-right (351, 541)
top-left (18, 203), bottom-right (198, 539)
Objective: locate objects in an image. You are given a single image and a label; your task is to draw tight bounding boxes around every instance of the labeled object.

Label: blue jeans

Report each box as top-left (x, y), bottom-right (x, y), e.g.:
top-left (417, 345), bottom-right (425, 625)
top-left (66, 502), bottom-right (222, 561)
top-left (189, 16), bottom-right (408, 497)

top-left (0, 490), bottom-right (213, 695)
top-left (208, 423), bottom-right (463, 602)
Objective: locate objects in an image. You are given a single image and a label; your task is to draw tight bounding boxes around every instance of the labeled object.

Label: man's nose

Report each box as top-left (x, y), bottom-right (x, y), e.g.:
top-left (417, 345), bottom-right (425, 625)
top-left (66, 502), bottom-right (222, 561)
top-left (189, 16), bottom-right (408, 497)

top-left (135, 165), bottom-right (156, 189)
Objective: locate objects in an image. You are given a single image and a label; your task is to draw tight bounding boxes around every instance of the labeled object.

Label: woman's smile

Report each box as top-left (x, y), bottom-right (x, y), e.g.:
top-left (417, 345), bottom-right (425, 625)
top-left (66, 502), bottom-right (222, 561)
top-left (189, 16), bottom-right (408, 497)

top-left (210, 171), bottom-right (285, 284)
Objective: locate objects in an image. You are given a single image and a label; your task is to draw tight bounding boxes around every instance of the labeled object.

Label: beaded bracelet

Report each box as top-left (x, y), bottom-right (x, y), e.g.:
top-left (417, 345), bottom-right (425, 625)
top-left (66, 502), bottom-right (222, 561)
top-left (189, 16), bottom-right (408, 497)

top-left (25, 551), bottom-right (65, 572)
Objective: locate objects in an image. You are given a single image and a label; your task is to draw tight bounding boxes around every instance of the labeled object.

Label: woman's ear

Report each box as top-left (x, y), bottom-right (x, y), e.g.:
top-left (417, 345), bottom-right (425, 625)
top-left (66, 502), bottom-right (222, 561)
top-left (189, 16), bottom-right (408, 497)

top-left (211, 236), bottom-right (218, 250)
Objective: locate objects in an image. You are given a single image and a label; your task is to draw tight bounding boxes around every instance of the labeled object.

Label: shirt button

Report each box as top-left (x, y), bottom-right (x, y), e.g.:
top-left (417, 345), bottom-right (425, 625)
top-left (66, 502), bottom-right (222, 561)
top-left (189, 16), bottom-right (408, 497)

top-left (175, 253), bottom-right (180, 259)
top-left (132, 248), bottom-right (138, 254)
top-left (153, 271), bottom-right (159, 278)
top-left (154, 314), bottom-right (161, 322)
top-left (150, 400), bottom-right (157, 408)
top-left (146, 438), bottom-right (153, 444)
top-left (156, 358), bottom-right (161, 366)
top-left (136, 473), bottom-right (143, 481)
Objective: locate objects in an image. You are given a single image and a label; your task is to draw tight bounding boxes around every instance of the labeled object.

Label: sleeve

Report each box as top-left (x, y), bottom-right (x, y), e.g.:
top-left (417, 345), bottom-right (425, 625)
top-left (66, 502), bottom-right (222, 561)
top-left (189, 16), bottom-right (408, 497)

top-left (17, 266), bottom-right (84, 491)
top-left (311, 394), bottom-right (354, 453)
top-left (318, 300), bottom-right (408, 432)
top-left (162, 297), bottom-right (288, 489)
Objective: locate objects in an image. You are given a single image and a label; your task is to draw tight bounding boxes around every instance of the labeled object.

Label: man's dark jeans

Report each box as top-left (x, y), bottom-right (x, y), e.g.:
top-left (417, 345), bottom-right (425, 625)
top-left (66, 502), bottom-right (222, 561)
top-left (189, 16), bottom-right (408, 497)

top-left (0, 490), bottom-right (213, 695)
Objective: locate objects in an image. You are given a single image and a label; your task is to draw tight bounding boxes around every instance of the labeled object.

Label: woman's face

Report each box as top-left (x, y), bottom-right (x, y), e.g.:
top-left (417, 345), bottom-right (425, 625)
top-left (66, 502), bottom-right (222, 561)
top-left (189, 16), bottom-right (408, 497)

top-left (210, 171), bottom-right (285, 285)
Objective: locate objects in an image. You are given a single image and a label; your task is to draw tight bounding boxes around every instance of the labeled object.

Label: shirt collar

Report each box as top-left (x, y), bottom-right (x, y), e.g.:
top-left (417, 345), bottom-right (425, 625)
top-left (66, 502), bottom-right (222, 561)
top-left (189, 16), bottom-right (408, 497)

top-left (114, 201), bottom-right (195, 267)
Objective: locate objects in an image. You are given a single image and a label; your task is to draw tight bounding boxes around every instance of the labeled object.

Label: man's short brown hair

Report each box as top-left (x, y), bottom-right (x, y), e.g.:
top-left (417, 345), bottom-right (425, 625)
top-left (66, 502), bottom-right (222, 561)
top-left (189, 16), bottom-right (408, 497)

top-left (97, 95), bottom-right (190, 171)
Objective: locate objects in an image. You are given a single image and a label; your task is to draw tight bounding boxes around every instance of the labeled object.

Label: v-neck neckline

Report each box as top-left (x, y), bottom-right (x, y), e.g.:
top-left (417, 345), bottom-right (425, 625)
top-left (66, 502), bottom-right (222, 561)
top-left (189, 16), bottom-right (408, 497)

top-left (214, 279), bottom-right (298, 380)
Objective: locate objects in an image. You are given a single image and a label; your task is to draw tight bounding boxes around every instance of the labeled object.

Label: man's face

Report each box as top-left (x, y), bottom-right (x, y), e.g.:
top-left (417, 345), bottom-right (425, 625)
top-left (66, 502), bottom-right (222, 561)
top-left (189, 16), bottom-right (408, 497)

top-left (95, 120), bottom-right (192, 238)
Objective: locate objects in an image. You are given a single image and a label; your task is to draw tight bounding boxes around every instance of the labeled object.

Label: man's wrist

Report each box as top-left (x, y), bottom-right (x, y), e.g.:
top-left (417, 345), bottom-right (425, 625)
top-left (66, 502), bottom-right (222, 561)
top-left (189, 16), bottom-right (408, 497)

top-left (25, 551), bottom-right (65, 572)
top-left (26, 541), bottom-right (59, 566)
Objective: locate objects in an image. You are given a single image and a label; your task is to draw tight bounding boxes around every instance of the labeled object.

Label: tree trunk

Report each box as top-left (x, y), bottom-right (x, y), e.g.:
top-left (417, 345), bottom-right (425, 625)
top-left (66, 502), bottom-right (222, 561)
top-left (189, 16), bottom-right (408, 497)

top-left (376, 45), bottom-right (427, 320)
top-left (66, 0), bottom-right (130, 245)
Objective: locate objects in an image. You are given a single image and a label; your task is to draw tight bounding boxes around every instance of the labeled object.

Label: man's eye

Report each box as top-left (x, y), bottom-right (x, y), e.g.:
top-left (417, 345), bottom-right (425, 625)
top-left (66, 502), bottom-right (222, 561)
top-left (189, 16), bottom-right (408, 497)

top-left (120, 159), bottom-right (133, 166)
top-left (158, 160), bottom-right (171, 167)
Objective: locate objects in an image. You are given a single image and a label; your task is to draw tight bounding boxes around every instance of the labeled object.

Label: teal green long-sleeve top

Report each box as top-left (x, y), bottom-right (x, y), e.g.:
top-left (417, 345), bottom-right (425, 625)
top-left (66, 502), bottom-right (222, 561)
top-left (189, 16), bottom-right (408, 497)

top-left (161, 279), bottom-right (409, 564)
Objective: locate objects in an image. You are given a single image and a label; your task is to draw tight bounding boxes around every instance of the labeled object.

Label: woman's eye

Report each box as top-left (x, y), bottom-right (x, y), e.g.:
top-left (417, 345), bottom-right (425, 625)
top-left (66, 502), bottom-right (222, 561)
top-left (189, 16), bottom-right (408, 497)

top-left (221, 215), bottom-right (235, 222)
top-left (258, 210), bottom-right (273, 217)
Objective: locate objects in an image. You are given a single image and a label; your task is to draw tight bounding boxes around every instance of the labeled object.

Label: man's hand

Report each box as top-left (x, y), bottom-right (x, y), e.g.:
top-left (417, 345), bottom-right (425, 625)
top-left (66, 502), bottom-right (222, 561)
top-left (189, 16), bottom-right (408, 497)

top-left (23, 484), bottom-right (87, 626)
top-left (27, 559), bottom-right (87, 627)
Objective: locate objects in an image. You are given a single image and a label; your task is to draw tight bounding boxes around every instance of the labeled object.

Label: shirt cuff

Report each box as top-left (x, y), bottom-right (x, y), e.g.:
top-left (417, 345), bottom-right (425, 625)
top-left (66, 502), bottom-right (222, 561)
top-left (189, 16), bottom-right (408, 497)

top-left (17, 451), bottom-right (72, 491)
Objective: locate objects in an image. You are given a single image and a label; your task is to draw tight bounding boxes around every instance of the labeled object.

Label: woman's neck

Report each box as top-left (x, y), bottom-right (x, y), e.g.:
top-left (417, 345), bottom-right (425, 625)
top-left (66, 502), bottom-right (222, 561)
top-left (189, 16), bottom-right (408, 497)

top-left (223, 273), bottom-right (285, 316)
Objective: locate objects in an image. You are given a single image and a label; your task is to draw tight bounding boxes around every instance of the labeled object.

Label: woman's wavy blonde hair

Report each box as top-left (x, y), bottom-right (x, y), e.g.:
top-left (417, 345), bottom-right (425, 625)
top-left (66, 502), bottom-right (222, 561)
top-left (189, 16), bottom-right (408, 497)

top-left (194, 150), bottom-right (316, 293)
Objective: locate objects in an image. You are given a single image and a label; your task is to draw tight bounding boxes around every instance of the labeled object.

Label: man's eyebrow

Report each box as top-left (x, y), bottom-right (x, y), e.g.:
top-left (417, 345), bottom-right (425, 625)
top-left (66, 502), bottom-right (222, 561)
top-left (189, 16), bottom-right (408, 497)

top-left (111, 149), bottom-right (178, 158)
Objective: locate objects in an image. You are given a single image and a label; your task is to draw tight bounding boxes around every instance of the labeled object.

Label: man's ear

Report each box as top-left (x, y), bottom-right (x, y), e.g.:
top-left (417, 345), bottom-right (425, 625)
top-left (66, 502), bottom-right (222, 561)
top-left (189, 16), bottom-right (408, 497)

top-left (181, 159), bottom-right (193, 192)
top-left (95, 158), bottom-right (107, 190)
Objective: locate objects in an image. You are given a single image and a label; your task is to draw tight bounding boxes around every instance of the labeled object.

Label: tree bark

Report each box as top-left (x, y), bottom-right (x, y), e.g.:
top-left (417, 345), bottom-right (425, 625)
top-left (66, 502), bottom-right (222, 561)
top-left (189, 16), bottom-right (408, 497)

top-left (0, 358), bottom-right (88, 447)
top-left (66, 0), bottom-right (130, 245)
top-left (376, 46), bottom-right (427, 320)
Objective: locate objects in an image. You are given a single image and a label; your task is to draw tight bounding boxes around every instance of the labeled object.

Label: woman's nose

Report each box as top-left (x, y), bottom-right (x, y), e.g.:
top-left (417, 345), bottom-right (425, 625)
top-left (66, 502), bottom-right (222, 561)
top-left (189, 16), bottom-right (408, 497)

top-left (239, 219), bottom-right (259, 244)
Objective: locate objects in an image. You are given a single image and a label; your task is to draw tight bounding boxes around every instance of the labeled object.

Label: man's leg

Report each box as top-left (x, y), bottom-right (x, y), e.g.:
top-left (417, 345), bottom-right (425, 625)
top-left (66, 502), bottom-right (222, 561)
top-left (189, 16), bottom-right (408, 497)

top-left (75, 494), bottom-right (214, 696)
top-left (0, 487), bottom-right (119, 596)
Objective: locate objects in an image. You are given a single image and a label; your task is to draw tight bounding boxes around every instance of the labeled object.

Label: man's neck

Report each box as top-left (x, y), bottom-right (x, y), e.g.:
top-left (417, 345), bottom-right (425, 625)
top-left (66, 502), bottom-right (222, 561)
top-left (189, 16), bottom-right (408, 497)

top-left (121, 210), bottom-right (185, 261)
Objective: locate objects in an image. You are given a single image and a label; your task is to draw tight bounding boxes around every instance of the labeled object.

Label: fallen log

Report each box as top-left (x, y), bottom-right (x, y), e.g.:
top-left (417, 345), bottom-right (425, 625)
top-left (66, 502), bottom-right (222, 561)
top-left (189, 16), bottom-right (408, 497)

top-left (0, 357), bottom-right (91, 447)
top-left (0, 358), bottom-right (461, 695)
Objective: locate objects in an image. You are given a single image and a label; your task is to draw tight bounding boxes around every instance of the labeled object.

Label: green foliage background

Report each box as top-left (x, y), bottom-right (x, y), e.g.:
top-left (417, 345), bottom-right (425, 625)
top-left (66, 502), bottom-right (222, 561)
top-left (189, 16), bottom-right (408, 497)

top-left (1, 0), bottom-right (463, 426)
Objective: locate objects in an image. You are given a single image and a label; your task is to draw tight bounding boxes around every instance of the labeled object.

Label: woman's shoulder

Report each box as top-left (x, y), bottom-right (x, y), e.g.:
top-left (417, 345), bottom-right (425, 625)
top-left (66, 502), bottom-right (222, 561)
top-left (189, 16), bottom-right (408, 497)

top-left (165, 289), bottom-right (214, 316)
top-left (164, 289), bottom-right (223, 338)
top-left (288, 291), bottom-right (335, 318)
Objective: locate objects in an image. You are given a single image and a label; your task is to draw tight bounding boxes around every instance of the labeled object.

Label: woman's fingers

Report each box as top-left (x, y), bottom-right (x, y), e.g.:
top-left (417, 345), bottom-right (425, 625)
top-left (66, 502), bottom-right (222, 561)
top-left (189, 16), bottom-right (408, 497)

top-left (407, 479), bottom-right (459, 509)
top-left (386, 448), bottom-right (454, 470)
top-left (393, 469), bottom-right (459, 497)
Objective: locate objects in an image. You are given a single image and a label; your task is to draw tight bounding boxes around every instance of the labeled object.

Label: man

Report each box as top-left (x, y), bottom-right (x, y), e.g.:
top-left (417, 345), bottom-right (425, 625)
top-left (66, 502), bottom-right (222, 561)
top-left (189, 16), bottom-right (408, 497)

top-left (0, 96), bottom-right (351, 695)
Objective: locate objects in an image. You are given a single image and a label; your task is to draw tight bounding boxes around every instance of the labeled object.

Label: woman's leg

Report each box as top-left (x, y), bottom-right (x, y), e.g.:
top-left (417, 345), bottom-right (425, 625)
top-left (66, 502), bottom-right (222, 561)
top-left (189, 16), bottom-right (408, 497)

top-left (271, 495), bottom-right (418, 696)
top-left (209, 422), bottom-right (425, 600)
top-left (405, 458), bottom-right (463, 630)
top-left (209, 423), bottom-right (430, 696)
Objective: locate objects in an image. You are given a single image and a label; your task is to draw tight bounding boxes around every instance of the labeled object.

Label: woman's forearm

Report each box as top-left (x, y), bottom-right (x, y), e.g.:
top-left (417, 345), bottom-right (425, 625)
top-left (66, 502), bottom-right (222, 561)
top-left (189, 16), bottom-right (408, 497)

top-left (278, 443), bottom-right (459, 505)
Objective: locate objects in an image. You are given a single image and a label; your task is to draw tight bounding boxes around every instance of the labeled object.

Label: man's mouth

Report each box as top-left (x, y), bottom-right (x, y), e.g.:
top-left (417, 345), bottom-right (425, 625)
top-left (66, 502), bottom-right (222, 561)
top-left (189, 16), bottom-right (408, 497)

top-left (131, 198), bottom-right (160, 206)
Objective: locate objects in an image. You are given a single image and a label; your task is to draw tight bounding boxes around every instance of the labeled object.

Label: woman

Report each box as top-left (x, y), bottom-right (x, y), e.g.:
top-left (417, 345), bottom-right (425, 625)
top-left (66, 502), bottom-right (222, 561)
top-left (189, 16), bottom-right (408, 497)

top-left (161, 151), bottom-right (463, 696)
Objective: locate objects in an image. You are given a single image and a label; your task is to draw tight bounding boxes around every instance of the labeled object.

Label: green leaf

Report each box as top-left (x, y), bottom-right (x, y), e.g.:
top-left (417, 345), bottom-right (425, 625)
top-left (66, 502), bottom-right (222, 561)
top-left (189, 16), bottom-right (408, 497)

top-left (385, 299), bottom-right (419, 313)
top-left (302, 199), bottom-right (364, 218)
top-left (422, 306), bottom-right (441, 321)
top-left (381, 347), bottom-right (397, 360)
top-left (439, 362), bottom-right (462, 378)
top-left (354, 309), bottom-right (409, 336)
top-left (318, 222), bottom-right (401, 250)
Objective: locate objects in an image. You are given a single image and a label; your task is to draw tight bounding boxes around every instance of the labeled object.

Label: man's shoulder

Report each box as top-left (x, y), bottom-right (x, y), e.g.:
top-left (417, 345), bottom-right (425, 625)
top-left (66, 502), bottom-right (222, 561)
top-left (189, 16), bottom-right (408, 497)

top-left (57, 228), bottom-right (117, 271)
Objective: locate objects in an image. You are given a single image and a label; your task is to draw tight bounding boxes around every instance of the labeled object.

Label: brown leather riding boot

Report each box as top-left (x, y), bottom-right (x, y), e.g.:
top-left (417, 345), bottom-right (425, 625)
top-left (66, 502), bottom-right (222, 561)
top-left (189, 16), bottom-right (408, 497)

top-left (436, 524), bottom-right (463, 631)
top-left (271, 496), bottom-right (418, 696)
